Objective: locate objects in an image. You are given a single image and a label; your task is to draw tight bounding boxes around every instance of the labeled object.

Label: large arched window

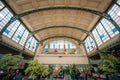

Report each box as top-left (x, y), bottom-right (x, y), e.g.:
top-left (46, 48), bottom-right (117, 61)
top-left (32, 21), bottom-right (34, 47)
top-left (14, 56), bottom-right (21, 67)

top-left (44, 40), bottom-right (78, 54)
top-left (0, 1), bottom-right (38, 52)
top-left (84, 0), bottom-right (120, 53)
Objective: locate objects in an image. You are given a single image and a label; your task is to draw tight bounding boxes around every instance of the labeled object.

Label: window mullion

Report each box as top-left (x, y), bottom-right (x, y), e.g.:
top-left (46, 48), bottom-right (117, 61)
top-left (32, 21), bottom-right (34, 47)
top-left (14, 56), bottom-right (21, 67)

top-left (11, 22), bottom-right (21, 39)
top-left (100, 22), bottom-right (112, 39)
top-left (18, 29), bottom-right (26, 43)
top-left (95, 28), bottom-right (104, 43)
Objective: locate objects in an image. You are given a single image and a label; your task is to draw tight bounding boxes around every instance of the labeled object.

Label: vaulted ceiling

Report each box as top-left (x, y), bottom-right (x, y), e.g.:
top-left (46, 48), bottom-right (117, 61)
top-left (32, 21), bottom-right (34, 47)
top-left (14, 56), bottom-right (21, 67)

top-left (6, 0), bottom-right (112, 44)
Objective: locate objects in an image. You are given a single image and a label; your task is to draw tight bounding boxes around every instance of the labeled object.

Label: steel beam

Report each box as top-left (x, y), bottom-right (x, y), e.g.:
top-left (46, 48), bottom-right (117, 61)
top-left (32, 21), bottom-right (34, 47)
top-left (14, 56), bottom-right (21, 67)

top-left (40, 36), bottom-right (83, 43)
top-left (32, 26), bottom-right (89, 34)
top-left (16, 7), bottom-right (110, 18)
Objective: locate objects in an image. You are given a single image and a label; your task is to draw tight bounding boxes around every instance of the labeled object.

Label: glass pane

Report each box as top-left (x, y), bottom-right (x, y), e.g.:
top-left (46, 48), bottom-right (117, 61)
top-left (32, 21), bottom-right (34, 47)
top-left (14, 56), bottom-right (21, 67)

top-left (25, 37), bottom-right (33, 49)
top-left (3, 20), bottom-right (20, 38)
top-left (108, 4), bottom-right (120, 27)
top-left (92, 29), bottom-right (103, 46)
top-left (84, 40), bottom-right (89, 52)
top-left (12, 24), bottom-right (25, 43)
top-left (101, 18), bottom-right (119, 38)
top-left (19, 30), bottom-right (29, 46)
top-left (0, 8), bottom-right (13, 31)
top-left (96, 23), bottom-right (110, 42)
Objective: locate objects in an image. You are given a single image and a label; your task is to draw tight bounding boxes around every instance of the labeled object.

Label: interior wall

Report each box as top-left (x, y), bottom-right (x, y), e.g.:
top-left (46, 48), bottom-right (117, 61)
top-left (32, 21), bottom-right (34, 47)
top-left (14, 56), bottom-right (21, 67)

top-left (35, 54), bottom-right (88, 64)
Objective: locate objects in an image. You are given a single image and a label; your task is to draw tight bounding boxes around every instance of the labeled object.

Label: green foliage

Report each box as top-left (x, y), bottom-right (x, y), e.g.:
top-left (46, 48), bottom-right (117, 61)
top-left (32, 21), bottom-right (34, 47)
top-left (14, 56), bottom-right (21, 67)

top-left (62, 65), bottom-right (79, 79)
top-left (25, 60), bottom-right (49, 79)
top-left (70, 65), bottom-right (79, 79)
top-left (62, 66), bottom-right (71, 75)
top-left (114, 58), bottom-right (120, 73)
top-left (0, 54), bottom-right (23, 72)
top-left (99, 50), bottom-right (119, 74)
top-left (48, 65), bottom-right (54, 77)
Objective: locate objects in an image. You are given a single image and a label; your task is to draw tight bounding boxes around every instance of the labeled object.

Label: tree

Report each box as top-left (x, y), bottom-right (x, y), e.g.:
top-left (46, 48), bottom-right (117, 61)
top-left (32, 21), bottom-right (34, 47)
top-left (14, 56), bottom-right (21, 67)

top-left (0, 54), bottom-right (23, 79)
top-left (0, 54), bottom-right (23, 72)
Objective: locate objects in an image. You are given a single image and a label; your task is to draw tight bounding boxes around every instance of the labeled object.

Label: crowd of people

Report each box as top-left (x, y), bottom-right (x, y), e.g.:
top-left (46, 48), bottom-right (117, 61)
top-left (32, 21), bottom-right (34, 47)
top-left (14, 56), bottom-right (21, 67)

top-left (50, 71), bottom-right (90, 80)
top-left (0, 69), bottom-right (102, 80)
top-left (0, 69), bottom-right (24, 80)
top-left (0, 69), bottom-right (110, 80)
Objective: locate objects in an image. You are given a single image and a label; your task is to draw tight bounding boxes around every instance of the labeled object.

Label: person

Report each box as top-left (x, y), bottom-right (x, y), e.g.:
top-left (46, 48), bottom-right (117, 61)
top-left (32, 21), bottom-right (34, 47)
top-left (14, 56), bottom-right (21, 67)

top-left (38, 75), bottom-right (43, 80)
top-left (84, 71), bottom-right (88, 80)
top-left (64, 73), bottom-right (71, 80)
top-left (49, 75), bottom-right (53, 80)
top-left (76, 72), bottom-right (81, 80)
top-left (12, 69), bottom-right (24, 80)
top-left (0, 70), bottom-right (4, 80)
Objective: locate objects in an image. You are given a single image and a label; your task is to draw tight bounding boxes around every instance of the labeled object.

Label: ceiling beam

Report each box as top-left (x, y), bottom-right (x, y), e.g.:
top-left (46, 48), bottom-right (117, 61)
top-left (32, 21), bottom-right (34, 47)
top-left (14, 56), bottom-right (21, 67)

top-left (16, 6), bottom-right (109, 19)
top-left (39, 36), bottom-right (83, 43)
top-left (32, 26), bottom-right (89, 34)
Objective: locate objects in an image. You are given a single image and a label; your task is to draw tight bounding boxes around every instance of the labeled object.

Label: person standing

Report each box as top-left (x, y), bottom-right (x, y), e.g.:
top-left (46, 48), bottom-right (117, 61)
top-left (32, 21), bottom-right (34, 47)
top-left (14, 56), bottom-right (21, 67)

top-left (84, 71), bottom-right (88, 80)
top-left (12, 70), bottom-right (24, 80)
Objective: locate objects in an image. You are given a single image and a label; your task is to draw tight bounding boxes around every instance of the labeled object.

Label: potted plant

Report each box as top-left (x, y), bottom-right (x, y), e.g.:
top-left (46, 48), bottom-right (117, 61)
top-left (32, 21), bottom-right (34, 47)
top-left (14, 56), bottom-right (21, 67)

top-left (70, 64), bottom-right (79, 80)
top-left (48, 65), bottom-right (54, 78)
top-left (0, 54), bottom-right (23, 80)
top-left (62, 66), bottom-right (70, 75)
top-left (98, 50), bottom-right (119, 80)
top-left (25, 60), bottom-right (49, 80)
top-left (62, 66), bottom-right (71, 80)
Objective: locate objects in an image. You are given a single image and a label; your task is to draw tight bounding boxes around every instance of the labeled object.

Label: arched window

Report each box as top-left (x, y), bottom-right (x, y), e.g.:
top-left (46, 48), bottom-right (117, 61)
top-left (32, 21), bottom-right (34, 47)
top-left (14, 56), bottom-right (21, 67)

top-left (44, 40), bottom-right (77, 54)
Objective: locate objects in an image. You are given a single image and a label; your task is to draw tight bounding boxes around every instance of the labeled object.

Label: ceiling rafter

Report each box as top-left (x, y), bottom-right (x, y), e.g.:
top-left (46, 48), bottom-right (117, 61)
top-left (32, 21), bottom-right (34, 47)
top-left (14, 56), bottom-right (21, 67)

top-left (39, 36), bottom-right (83, 43)
top-left (31, 26), bottom-right (89, 34)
